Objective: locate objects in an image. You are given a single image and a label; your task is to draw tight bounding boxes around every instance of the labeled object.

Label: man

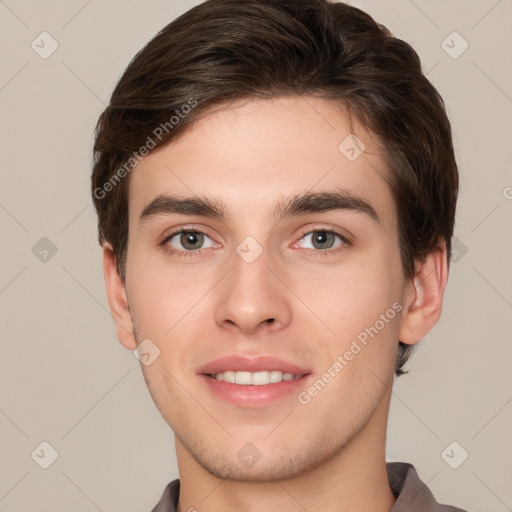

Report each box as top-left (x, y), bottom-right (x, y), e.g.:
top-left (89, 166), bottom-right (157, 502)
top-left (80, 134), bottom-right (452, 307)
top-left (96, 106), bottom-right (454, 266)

top-left (91, 0), bottom-right (467, 510)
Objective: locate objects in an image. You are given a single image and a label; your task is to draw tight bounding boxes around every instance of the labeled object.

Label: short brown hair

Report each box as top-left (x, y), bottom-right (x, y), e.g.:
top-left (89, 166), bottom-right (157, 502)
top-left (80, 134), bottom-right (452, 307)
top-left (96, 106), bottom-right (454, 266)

top-left (91, 0), bottom-right (459, 376)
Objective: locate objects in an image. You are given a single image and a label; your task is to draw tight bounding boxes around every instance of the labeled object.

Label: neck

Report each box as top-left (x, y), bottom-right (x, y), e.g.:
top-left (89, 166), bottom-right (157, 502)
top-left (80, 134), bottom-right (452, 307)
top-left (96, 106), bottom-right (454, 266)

top-left (175, 400), bottom-right (396, 512)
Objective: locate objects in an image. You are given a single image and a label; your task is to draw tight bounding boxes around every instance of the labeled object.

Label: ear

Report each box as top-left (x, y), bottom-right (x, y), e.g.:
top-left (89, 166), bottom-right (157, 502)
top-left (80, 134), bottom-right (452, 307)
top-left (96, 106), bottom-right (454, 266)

top-left (399, 240), bottom-right (449, 345)
top-left (102, 242), bottom-right (137, 350)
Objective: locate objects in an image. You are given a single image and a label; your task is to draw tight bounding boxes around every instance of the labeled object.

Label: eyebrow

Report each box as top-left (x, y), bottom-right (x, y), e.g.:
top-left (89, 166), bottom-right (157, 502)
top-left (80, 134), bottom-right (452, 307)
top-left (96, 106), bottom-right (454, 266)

top-left (138, 189), bottom-right (380, 225)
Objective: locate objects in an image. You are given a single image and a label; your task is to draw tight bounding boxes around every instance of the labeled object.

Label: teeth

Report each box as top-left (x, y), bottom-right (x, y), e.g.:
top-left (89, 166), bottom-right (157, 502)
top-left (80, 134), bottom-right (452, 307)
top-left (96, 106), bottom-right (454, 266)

top-left (213, 370), bottom-right (301, 385)
top-left (235, 371), bottom-right (252, 385)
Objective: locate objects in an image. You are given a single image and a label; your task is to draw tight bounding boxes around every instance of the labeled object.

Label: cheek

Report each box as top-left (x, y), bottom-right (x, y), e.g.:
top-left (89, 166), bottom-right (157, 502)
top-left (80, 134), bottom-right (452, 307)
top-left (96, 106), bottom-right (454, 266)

top-left (296, 246), bottom-right (403, 391)
top-left (127, 248), bottom-right (211, 339)
top-left (305, 256), bottom-right (402, 338)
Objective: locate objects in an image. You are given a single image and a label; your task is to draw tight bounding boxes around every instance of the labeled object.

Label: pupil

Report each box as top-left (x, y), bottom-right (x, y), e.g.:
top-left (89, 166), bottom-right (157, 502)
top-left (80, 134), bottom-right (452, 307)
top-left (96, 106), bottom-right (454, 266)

top-left (182, 232), bottom-right (203, 249)
top-left (313, 231), bottom-right (333, 249)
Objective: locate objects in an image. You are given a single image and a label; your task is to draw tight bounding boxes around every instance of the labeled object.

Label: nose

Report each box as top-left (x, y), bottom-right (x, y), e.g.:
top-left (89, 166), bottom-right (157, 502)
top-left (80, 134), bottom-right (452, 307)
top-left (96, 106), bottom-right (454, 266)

top-left (214, 247), bottom-right (292, 335)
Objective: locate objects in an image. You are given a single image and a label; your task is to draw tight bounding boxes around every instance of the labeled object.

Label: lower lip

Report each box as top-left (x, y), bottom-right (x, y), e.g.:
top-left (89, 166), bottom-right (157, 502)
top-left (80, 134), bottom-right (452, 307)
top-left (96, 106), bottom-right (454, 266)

top-left (200, 374), bottom-right (311, 407)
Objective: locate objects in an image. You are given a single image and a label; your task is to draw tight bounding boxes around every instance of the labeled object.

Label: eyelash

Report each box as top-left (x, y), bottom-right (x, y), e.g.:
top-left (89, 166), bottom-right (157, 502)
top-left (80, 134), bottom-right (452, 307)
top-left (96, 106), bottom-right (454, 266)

top-left (159, 227), bottom-right (350, 258)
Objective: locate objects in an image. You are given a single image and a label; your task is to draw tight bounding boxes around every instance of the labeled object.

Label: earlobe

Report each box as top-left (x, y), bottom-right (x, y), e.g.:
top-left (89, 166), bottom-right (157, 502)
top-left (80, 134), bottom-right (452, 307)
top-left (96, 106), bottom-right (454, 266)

top-left (398, 240), bottom-right (449, 346)
top-left (102, 242), bottom-right (137, 350)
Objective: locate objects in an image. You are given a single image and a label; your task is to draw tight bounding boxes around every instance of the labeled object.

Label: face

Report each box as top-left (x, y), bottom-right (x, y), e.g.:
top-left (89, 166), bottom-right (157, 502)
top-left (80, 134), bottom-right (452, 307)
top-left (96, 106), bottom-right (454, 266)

top-left (122, 96), bottom-right (410, 481)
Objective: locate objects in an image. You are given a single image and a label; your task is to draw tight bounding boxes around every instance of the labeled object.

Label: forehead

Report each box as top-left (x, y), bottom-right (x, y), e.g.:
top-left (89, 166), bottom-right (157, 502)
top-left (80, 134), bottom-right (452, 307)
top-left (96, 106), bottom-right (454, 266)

top-left (127, 96), bottom-right (394, 226)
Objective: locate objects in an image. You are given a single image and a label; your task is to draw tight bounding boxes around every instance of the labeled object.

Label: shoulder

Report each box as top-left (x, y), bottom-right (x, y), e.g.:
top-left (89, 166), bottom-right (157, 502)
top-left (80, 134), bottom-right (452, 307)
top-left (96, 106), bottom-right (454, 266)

top-left (151, 479), bottom-right (180, 512)
top-left (387, 462), bottom-right (469, 512)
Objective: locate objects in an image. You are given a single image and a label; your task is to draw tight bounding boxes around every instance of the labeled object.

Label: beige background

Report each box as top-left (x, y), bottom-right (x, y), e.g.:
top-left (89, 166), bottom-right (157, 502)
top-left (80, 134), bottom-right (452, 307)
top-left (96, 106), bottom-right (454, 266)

top-left (1, 0), bottom-right (511, 510)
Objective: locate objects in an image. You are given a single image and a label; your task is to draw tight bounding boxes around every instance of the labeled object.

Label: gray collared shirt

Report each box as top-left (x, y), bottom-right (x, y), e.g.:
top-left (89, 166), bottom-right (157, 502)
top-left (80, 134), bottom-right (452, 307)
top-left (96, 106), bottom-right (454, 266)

top-left (151, 462), bottom-right (469, 511)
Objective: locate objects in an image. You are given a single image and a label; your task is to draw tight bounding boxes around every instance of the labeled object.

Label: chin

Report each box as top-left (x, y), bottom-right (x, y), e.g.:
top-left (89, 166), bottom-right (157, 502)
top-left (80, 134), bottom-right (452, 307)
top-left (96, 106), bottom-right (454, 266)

top-left (180, 431), bottom-right (344, 483)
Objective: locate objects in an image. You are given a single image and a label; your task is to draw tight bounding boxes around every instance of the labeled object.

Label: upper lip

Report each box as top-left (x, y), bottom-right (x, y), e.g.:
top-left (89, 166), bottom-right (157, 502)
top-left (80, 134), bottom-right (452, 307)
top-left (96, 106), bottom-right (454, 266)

top-left (198, 355), bottom-right (311, 376)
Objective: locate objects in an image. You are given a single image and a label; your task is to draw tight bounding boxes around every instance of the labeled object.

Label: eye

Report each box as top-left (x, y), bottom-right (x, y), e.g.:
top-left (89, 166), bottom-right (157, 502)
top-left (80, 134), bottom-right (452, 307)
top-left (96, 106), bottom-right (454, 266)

top-left (163, 230), bottom-right (216, 252)
top-left (296, 229), bottom-right (347, 251)
top-left (160, 228), bottom-right (348, 256)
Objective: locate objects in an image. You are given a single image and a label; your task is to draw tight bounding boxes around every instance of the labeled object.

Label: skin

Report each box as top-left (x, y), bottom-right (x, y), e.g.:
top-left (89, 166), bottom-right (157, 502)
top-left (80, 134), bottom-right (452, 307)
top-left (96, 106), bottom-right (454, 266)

top-left (103, 96), bottom-right (448, 512)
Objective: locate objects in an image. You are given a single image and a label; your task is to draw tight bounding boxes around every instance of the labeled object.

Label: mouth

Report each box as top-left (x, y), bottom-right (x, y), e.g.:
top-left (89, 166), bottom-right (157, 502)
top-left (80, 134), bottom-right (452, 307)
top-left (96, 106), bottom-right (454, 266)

top-left (198, 355), bottom-right (312, 407)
